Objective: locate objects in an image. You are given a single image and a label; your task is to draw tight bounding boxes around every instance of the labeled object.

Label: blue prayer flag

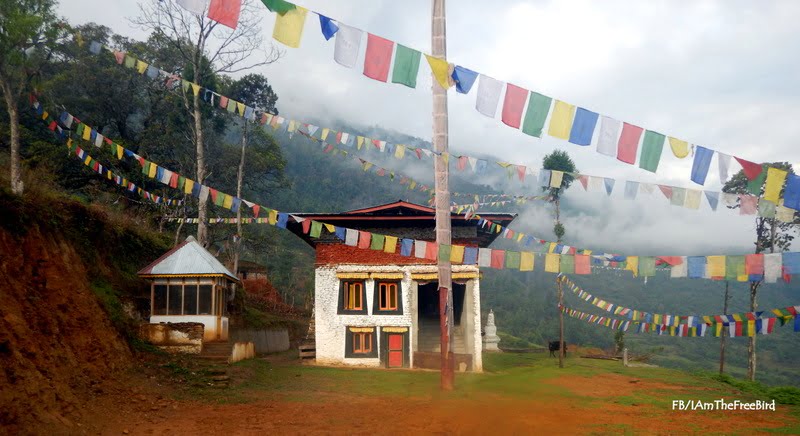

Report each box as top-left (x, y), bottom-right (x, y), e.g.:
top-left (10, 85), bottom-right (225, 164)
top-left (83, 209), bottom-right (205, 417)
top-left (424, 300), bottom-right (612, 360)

top-left (191, 182), bottom-right (201, 198)
top-left (783, 173), bottom-right (800, 211)
top-left (318, 15), bottom-right (339, 41)
top-left (400, 238), bottom-right (414, 256)
top-left (231, 198), bottom-right (240, 213)
top-left (276, 213), bottom-right (289, 229)
top-left (604, 178), bottom-right (615, 195)
top-left (452, 66), bottom-right (478, 94)
top-left (688, 256), bottom-right (706, 278)
top-left (334, 226), bottom-right (346, 241)
top-left (704, 191), bottom-right (719, 211)
top-left (690, 146), bottom-right (714, 185)
top-left (568, 107), bottom-right (599, 146)
top-left (538, 169), bottom-right (551, 187)
top-left (783, 252), bottom-right (800, 275)
top-left (475, 160), bottom-right (488, 173)
top-left (464, 246), bottom-right (478, 265)
top-left (795, 315), bottom-right (800, 333)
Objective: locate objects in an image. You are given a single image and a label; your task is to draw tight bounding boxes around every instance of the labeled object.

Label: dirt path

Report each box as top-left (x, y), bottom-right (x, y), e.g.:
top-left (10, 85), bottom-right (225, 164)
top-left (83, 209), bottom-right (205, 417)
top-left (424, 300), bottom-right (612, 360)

top-left (93, 371), bottom-right (796, 435)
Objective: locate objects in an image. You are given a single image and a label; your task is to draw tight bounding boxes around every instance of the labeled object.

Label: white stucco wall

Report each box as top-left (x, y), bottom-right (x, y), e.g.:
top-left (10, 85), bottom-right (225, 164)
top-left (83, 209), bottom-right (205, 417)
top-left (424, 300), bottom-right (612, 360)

top-left (314, 264), bottom-right (482, 371)
top-left (150, 315), bottom-right (228, 342)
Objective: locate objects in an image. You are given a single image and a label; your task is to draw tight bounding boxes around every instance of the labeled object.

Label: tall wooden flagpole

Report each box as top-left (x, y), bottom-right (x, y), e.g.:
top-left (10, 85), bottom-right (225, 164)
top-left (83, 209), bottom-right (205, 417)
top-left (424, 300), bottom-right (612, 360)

top-left (431, 0), bottom-right (454, 390)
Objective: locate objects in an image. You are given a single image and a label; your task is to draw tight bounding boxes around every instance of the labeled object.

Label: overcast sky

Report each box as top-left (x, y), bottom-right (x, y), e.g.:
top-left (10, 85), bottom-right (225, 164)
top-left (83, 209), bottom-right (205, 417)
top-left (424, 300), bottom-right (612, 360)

top-left (58, 0), bottom-right (800, 256)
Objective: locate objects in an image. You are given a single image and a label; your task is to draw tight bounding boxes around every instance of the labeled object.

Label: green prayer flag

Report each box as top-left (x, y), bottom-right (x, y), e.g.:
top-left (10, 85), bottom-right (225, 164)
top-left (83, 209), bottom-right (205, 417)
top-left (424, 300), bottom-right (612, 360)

top-left (638, 256), bottom-right (656, 277)
top-left (438, 244), bottom-right (452, 261)
top-left (124, 55), bottom-right (135, 68)
top-left (141, 161), bottom-right (150, 176)
top-left (758, 199), bottom-right (776, 218)
top-left (227, 99), bottom-right (237, 113)
top-left (215, 192), bottom-right (226, 207)
top-left (310, 221), bottom-right (322, 238)
top-left (639, 131), bottom-right (665, 172)
top-left (726, 255), bottom-right (744, 281)
top-left (505, 251), bottom-right (521, 269)
top-left (391, 44), bottom-right (421, 88)
top-left (177, 176), bottom-right (186, 190)
top-left (261, 0), bottom-right (296, 15)
top-left (560, 254), bottom-right (575, 274)
top-left (370, 233), bottom-right (385, 250)
top-left (521, 92), bottom-right (552, 138)
top-left (747, 165), bottom-right (768, 195)
top-left (75, 123), bottom-right (85, 137)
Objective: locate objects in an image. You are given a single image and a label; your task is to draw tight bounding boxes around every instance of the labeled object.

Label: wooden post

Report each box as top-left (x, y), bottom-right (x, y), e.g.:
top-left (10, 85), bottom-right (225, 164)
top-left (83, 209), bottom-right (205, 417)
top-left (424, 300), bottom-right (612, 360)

top-left (719, 281), bottom-right (730, 375)
top-left (558, 279), bottom-right (564, 368)
top-left (623, 348), bottom-right (628, 367)
top-left (431, 0), bottom-right (454, 390)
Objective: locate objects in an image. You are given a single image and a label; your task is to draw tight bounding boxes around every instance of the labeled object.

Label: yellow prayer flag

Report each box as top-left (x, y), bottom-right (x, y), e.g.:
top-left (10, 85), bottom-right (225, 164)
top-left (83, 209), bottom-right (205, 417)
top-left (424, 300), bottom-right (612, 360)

top-left (82, 126), bottom-right (92, 141)
top-left (425, 54), bottom-right (451, 89)
top-left (550, 170), bottom-right (564, 188)
top-left (715, 323), bottom-right (723, 337)
top-left (520, 252), bottom-right (535, 271)
top-left (190, 83), bottom-right (200, 96)
top-left (288, 120), bottom-right (297, 132)
top-left (707, 255), bottom-right (726, 277)
top-left (626, 256), bottom-right (639, 277)
top-left (764, 167), bottom-right (788, 203)
top-left (747, 320), bottom-right (755, 337)
top-left (136, 60), bottom-right (148, 74)
top-left (41, 111), bottom-right (48, 120)
top-left (268, 209), bottom-right (278, 225)
top-left (321, 128), bottom-right (330, 141)
top-left (357, 136), bottom-right (364, 149)
top-left (737, 262), bottom-right (748, 282)
top-left (394, 145), bottom-right (405, 159)
top-left (450, 244), bottom-right (465, 263)
top-left (223, 194), bottom-right (233, 209)
top-left (668, 137), bottom-right (689, 158)
top-left (236, 102), bottom-right (245, 116)
top-left (148, 164), bottom-right (157, 178)
top-left (116, 144), bottom-right (123, 159)
top-left (184, 179), bottom-right (194, 195)
top-left (384, 235), bottom-right (398, 254)
top-left (324, 223), bottom-right (335, 233)
top-left (545, 254), bottom-right (560, 273)
top-left (272, 6), bottom-right (307, 49)
top-left (547, 100), bottom-right (576, 140)
top-left (684, 189), bottom-right (702, 209)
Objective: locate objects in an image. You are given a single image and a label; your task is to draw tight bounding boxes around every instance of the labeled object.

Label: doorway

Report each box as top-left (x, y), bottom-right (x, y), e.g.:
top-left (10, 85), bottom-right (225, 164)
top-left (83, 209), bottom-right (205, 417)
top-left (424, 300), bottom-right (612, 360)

top-left (381, 328), bottom-right (409, 368)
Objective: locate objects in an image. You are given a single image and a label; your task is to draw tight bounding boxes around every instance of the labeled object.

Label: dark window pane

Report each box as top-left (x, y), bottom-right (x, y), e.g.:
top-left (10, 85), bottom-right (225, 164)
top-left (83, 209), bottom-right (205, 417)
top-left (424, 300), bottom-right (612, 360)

top-left (183, 284), bottom-right (198, 315)
top-left (153, 285), bottom-right (167, 315)
top-left (199, 285), bottom-right (212, 315)
top-left (168, 285), bottom-right (183, 315)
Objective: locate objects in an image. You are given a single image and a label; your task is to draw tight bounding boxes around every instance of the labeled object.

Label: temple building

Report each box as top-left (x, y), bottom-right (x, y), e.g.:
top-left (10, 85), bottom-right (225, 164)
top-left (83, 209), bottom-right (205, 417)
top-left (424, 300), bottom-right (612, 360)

top-left (287, 200), bottom-right (515, 372)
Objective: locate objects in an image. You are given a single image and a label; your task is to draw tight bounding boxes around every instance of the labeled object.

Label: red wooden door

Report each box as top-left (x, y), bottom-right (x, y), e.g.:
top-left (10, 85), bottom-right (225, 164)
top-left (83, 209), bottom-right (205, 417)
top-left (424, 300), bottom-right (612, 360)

top-left (387, 334), bottom-right (404, 368)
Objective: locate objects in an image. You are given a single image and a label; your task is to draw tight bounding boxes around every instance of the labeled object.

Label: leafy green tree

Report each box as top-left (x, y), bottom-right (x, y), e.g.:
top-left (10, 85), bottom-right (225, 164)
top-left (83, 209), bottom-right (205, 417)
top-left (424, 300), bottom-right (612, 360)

top-left (722, 161), bottom-right (797, 381)
top-left (0, 0), bottom-right (65, 194)
top-left (542, 150), bottom-right (576, 242)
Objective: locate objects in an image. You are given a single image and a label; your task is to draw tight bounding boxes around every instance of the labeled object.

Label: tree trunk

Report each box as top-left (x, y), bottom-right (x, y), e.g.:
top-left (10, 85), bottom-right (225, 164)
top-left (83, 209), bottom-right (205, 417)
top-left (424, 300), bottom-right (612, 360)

top-left (747, 281), bottom-right (759, 381)
top-left (431, 0), bottom-right (453, 391)
top-left (1, 79), bottom-right (23, 195)
top-left (719, 281), bottom-right (729, 375)
top-left (233, 122), bottom-right (247, 277)
top-left (193, 90), bottom-right (208, 246)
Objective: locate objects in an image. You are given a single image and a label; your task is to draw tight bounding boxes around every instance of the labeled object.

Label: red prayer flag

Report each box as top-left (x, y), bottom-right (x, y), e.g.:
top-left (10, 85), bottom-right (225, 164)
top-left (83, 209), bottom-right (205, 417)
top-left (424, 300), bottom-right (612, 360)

top-left (745, 254), bottom-right (764, 276)
top-left (575, 255), bottom-right (590, 274)
top-left (209, 188), bottom-right (218, 203)
top-left (516, 165), bottom-right (526, 182)
top-left (363, 33), bottom-right (394, 82)
top-left (301, 219), bottom-right (311, 234)
top-left (357, 231), bottom-right (371, 249)
top-left (501, 83), bottom-right (528, 129)
top-left (169, 173), bottom-right (179, 188)
top-left (658, 185), bottom-right (673, 199)
top-left (735, 322), bottom-right (743, 337)
top-left (490, 249), bottom-right (505, 269)
top-left (617, 122), bottom-right (643, 164)
top-left (735, 157), bottom-right (764, 180)
top-left (252, 204), bottom-right (260, 218)
top-left (658, 256), bottom-right (683, 266)
top-left (456, 156), bottom-right (468, 171)
top-left (207, 0), bottom-right (241, 29)
top-left (578, 175), bottom-right (588, 190)
top-left (424, 242), bottom-right (438, 261)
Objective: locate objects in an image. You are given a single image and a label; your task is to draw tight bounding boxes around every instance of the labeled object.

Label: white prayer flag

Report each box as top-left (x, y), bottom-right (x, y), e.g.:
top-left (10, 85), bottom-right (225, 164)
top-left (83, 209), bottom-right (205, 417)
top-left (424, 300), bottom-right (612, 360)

top-left (670, 257), bottom-right (688, 278)
top-left (718, 152), bottom-right (731, 184)
top-left (478, 248), bottom-right (492, 267)
top-left (177, 0), bottom-right (210, 15)
top-left (345, 229), bottom-right (359, 246)
top-left (475, 75), bottom-right (503, 118)
top-left (764, 253), bottom-right (782, 283)
top-left (596, 116), bottom-right (620, 157)
top-left (414, 240), bottom-right (427, 258)
top-left (334, 24), bottom-right (362, 68)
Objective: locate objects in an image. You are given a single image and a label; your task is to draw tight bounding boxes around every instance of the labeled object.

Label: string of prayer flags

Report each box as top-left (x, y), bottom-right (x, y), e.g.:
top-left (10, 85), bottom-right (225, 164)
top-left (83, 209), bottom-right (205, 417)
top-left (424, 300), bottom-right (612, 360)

top-left (207, 0), bottom-right (242, 29)
top-left (363, 33), bottom-right (394, 82)
top-left (272, 5), bottom-right (307, 48)
top-left (318, 14), bottom-right (338, 40)
top-left (391, 44), bottom-right (421, 88)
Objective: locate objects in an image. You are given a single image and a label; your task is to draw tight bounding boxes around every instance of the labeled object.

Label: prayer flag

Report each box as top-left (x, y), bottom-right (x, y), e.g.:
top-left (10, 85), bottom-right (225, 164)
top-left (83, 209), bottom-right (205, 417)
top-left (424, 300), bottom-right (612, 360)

top-left (436, 244), bottom-right (451, 262)
top-left (370, 233), bottom-right (385, 250)
top-left (569, 108), bottom-right (599, 146)
top-left (391, 44), bottom-right (421, 88)
top-left (668, 137), bottom-right (689, 158)
top-left (758, 199), bottom-right (776, 218)
top-left (688, 256), bottom-right (706, 279)
top-left (783, 174), bottom-right (800, 210)
top-left (521, 92), bottom-right (552, 138)
top-left (626, 256), bottom-right (639, 277)
top-left (478, 248), bottom-right (492, 267)
top-left (426, 55), bottom-right (451, 89)
top-left (476, 75), bottom-right (503, 117)
top-left (764, 167), bottom-right (788, 203)
top-left (208, 0), bottom-right (242, 29)
top-left (452, 65), bottom-right (477, 94)
top-left (262, 0), bottom-right (295, 14)
top-left (550, 170), bottom-right (564, 188)
top-left (740, 195), bottom-right (758, 215)
top-left (545, 254), bottom-right (560, 273)
top-left (334, 24), bottom-right (362, 68)
top-left (746, 254), bottom-right (764, 281)
top-left (784, 252), bottom-right (800, 275)
top-left (424, 242), bottom-right (438, 261)
top-left (639, 130), bottom-right (665, 172)
top-left (575, 254), bottom-right (590, 274)
top-left (764, 253), bottom-right (782, 283)
top-left (490, 249), bottom-right (505, 269)
top-left (273, 6), bottom-right (307, 48)
top-left (670, 187), bottom-right (686, 206)
top-left (318, 14), bottom-right (338, 40)
top-left (450, 244), bottom-right (465, 263)
top-left (617, 122), bottom-right (643, 164)
top-left (604, 178), bottom-right (615, 195)
top-left (624, 181), bottom-right (639, 200)
top-left (505, 251), bottom-right (520, 269)
top-left (357, 231), bottom-right (371, 249)
top-left (400, 238), bottom-right (413, 256)
top-left (639, 256), bottom-right (656, 277)
top-left (177, 0), bottom-right (210, 15)
top-left (707, 255), bottom-right (726, 278)
top-left (718, 152), bottom-right (731, 183)
top-left (520, 252), bottom-right (535, 271)
top-left (684, 189), bottom-right (702, 210)
top-left (560, 255), bottom-right (575, 274)
top-left (309, 221), bottom-right (322, 238)
top-left (383, 235), bottom-right (398, 254)
top-left (670, 257), bottom-right (688, 278)
top-left (501, 84), bottom-right (528, 129)
top-left (690, 146), bottom-right (714, 185)
top-left (345, 229), bottom-right (358, 246)
top-left (726, 255), bottom-right (745, 281)
top-left (464, 246), bottom-right (478, 264)
top-left (596, 116), bottom-right (620, 157)
top-left (735, 157), bottom-right (764, 181)
top-left (363, 33), bottom-right (394, 82)
top-left (548, 100), bottom-right (575, 140)
top-left (704, 191), bottom-right (719, 211)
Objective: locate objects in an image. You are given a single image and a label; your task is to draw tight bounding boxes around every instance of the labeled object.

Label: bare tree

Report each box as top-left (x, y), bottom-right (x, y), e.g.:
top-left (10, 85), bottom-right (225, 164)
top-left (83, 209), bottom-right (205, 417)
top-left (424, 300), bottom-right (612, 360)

top-left (132, 0), bottom-right (281, 246)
